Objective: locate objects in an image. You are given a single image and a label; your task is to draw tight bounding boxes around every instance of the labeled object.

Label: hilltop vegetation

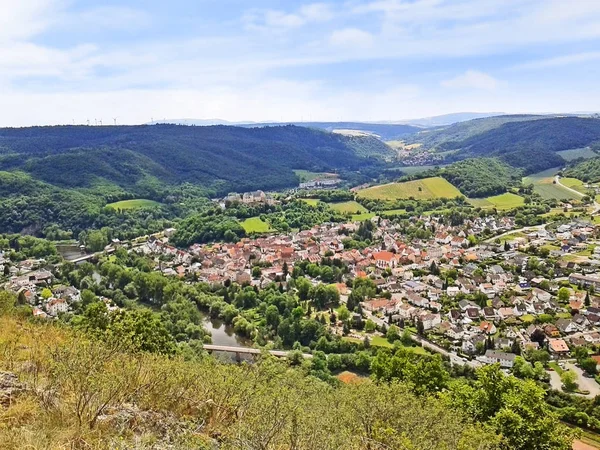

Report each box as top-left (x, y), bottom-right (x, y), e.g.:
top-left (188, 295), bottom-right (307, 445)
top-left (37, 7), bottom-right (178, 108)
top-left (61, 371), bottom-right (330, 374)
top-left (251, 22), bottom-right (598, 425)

top-left (440, 158), bottom-right (522, 198)
top-left (564, 157), bottom-right (600, 182)
top-left (0, 124), bottom-right (383, 194)
top-left (410, 116), bottom-right (600, 173)
top-left (0, 125), bottom-right (391, 238)
top-left (357, 177), bottom-right (463, 201)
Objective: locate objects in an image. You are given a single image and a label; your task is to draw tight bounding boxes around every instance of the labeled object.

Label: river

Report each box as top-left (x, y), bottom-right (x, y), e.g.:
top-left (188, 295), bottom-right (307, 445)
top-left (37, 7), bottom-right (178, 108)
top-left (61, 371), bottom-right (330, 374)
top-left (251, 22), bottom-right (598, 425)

top-left (202, 315), bottom-right (254, 362)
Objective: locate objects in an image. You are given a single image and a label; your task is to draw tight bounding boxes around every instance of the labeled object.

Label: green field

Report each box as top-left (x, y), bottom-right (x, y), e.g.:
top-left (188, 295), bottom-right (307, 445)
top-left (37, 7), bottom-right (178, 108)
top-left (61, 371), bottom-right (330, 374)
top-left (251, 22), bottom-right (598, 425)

top-left (523, 168), bottom-right (580, 200)
top-left (381, 209), bottom-right (408, 216)
top-left (357, 177), bottom-right (462, 201)
top-left (557, 147), bottom-right (597, 161)
top-left (328, 201), bottom-right (368, 215)
top-left (351, 212), bottom-right (376, 221)
top-left (294, 170), bottom-right (338, 182)
top-left (241, 217), bottom-right (273, 233)
top-left (389, 165), bottom-right (441, 175)
top-left (560, 177), bottom-right (588, 194)
top-left (300, 198), bottom-right (320, 206)
top-left (106, 199), bottom-right (161, 210)
top-left (468, 192), bottom-right (525, 210)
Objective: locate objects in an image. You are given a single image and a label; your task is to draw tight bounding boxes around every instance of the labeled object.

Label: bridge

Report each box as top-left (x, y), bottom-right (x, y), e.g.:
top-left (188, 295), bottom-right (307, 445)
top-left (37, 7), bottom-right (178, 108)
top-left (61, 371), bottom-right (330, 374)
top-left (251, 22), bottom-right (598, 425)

top-left (203, 344), bottom-right (313, 359)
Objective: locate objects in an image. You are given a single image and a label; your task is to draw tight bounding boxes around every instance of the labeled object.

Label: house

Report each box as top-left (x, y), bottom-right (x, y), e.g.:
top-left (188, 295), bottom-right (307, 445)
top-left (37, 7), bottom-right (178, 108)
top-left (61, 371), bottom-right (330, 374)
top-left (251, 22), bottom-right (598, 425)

top-left (479, 321), bottom-right (497, 335)
top-left (46, 298), bottom-right (68, 316)
top-left (569, 273), bottom-right (600, 291)
top-left (482, 350), bottom-right (516, 368)
top-left (544, 324), bottom-right (561, 338)
top-left (373, 251), bottom-right (398, 269)
top-left (420, 313), bottom-right (441, 330)
top-left (556, 318), bottom-right (577, 334)
top-left (462, 335), bottom-right (486, 354)
top-left (592, 355), bottom-right (600, 372)
top-left (548, 338), bottom-right (570, 355)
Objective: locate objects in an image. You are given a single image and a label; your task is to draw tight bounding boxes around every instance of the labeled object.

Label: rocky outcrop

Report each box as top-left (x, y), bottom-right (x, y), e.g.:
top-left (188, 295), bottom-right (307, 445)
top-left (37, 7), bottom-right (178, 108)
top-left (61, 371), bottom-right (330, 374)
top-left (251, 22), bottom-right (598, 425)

top-left (0, 371), bottom-right (25, 406)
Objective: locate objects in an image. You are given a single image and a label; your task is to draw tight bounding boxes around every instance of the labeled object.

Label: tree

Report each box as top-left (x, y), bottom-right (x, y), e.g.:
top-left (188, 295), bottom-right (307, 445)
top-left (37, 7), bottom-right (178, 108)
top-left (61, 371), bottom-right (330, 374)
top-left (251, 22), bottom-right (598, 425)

top-left (252, 266), bottom-right (262, 278)
top-left (338, 305), bottom-right (351, 322)
top-left (400, 329), bottom-right (413, 346)
top-left (416, 319), bottom-right (425, 336)
top-left (557, 287), bottom-right (570, 303)
top-left (561, 370), bottom-right (578, 392)
top-left (364, 319), bottom-right (376, 333)
top-left (386, 325), bottom-right (401, 343)
top-left (585, 290), bottom-right (591, 307)
top-left (265, 305), bottom-right (280, 330)
top-left (40, 288), bottom-right (52, 300)
top-left (87, 230), bottom-right (108, 252)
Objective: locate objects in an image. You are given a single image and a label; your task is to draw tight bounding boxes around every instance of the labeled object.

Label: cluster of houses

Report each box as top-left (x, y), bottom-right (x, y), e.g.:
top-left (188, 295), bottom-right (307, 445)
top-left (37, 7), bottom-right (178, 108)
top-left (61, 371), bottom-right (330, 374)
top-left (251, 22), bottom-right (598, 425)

top-left (298, 177), bottom-right (341, 190)
top-left (222, 190), bottom-right (278, 207)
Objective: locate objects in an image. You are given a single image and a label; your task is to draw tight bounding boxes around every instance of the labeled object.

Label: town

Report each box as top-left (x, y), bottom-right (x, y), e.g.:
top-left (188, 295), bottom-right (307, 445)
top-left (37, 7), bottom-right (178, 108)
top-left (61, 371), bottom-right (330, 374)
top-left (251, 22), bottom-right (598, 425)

top-left (5, 209), bottom-right (600, 397)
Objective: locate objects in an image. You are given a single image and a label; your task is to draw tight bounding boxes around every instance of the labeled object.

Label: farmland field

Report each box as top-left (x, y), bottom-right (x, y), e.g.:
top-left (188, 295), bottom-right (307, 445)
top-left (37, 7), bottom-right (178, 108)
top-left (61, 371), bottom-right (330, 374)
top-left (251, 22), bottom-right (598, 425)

top-left (328, 201), bottom-right (368, 215)
top-left (556, 147), bottom-right (597, 161)
top-left (351, 212), bottom-right (376, 221)
top-left (357, 177), bottom-right (462, 200)
top-left (560, 177), bottom-right (588, 194)
top-left (300, 198), bottom-right (320, 206)
top-left (294, 170), bottom-right (338, 182)
top-left (241, 217), bottom-right (273, 233)
top-left (106, 199), bottom-right (161, 210)
top-left (523, 168), bottom-right (580, 200)
top-left (389, 165), bottom-right (441, 175)
top-left (468, 193), bottom-right (525, 210)
top-left (381, 209), bottom-right (408, 216)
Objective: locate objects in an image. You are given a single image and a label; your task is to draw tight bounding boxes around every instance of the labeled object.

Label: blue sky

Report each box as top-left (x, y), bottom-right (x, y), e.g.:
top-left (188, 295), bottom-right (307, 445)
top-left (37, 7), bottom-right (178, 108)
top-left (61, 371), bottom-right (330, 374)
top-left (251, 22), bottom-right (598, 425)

top-left (2, 0), bottom-right (600, 126)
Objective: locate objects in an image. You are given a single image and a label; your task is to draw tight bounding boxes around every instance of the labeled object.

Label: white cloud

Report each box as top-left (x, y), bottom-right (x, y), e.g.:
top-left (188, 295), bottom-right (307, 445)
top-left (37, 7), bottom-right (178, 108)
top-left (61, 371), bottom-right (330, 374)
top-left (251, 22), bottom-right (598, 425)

top-left (441, 70), bottom-right (500, 90)
top-left (243, 3), bottom-right (334, 32)
top-left (513, 51), bottom-right (600, 70)
top-left (329, 28), bottom-right (374, 48)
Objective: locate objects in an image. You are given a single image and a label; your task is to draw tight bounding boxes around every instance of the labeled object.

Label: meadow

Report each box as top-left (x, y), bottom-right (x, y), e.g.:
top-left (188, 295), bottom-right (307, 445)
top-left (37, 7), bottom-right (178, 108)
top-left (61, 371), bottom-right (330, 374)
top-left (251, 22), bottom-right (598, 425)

top-left (327, 201), bottom-right (368, 215)
top-left (556, 147), bottom-right (597, 161)
top-left (106, 199), bottom-right (161, 210)
top-left (294, 170), bottom-right (338, 182)
top-left (468, 192), bottom-right (525, 210)
top-left (523, 168), bottom-right (580, 200)
top-left (240, 217), bottom-right (273, 233)
top-left (357, 177), bottom-right (462, 201)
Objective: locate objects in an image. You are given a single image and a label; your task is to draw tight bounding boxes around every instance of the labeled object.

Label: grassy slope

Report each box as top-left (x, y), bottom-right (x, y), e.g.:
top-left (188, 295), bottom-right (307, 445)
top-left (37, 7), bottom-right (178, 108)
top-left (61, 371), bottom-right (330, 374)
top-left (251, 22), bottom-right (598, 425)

top-left (327, 201), bottom-right (368, 215)
top-left (556, 147), bottom-right (597, 161)
top-left (241, 217), bottom-right (273, 233)
top-left (106, 199), bottom-right (161, 210)
top-left (468, 193), bottom-right (525, 210)
top-left (0, 313), bottom-right (497, 449)
top-left (523, 168), bottom-right (580, 200)
top-left (357, 177), bottom-right (462, 200)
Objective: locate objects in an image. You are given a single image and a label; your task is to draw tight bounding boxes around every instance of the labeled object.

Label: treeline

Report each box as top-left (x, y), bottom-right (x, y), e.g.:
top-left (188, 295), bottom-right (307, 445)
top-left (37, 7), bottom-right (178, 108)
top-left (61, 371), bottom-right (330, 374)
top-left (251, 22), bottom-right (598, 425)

top-left (564, 157), bottom-right (600, 182)
top-left (0, 124), bottom-right (380, 195)
top-left (0, 307), bottom-right (500, 449)
top-left (440, 158), bottom-right (522, 197)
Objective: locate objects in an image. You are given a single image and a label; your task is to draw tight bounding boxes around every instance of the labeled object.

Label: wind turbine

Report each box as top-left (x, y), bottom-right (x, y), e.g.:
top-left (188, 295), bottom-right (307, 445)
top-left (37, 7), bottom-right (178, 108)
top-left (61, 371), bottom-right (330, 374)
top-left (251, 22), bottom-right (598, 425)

top-left (99, 119), bottom-right (103, 126)
top-left (113, 117), bottom-right (117, 126)
top-left (86, 119), bottom-right (90, 126)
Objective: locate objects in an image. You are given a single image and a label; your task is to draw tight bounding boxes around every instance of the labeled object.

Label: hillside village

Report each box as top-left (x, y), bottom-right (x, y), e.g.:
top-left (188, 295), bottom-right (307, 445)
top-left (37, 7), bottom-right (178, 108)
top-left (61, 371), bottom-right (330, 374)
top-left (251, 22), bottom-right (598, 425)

top-left (6, 211), bottom-right (600, 392)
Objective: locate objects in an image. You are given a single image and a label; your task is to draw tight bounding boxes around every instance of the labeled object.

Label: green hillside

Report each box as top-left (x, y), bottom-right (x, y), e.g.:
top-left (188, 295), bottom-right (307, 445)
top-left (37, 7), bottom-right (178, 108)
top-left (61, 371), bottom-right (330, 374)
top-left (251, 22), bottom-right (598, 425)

top-left (410, 116), bottom-right (600, 174)
top-left (0, 124), bottom-right (381, 193)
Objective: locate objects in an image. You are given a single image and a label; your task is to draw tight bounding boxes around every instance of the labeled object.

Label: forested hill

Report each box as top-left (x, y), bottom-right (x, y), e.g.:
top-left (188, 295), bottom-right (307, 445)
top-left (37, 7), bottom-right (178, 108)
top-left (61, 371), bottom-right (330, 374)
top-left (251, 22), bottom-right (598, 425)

top-left (411, 116), bottom-right (600, 173)
top-left (0, 124), bottom-right (385, 193)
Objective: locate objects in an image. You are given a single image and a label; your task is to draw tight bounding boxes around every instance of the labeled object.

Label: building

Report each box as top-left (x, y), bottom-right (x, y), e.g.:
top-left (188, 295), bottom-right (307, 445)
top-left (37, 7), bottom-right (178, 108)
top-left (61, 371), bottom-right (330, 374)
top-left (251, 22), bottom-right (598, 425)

top-left (569, 273), bottom-right (600, 291)
top-left (482, 350), bottom-right (516, 368)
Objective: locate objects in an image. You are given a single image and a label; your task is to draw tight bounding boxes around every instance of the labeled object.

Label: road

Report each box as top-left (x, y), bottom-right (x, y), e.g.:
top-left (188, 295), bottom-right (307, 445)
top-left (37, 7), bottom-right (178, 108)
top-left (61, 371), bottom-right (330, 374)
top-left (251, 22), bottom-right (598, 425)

top-left (566, 363), bottom-right (600, 398)
top-left (555, 175), bottom-right (600, 214)
top-left (484, 224), bottom-right (547, 243)
top-left (546, 363), bottom-right (600, 399)
top-left (362, 310), bottom-right (480, 369)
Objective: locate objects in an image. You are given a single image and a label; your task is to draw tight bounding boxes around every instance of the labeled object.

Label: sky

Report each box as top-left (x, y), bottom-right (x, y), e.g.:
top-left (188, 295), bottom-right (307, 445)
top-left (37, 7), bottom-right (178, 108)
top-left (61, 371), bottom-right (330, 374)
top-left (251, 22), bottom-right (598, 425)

top-left (2, 0), bottom-right (600, 126)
